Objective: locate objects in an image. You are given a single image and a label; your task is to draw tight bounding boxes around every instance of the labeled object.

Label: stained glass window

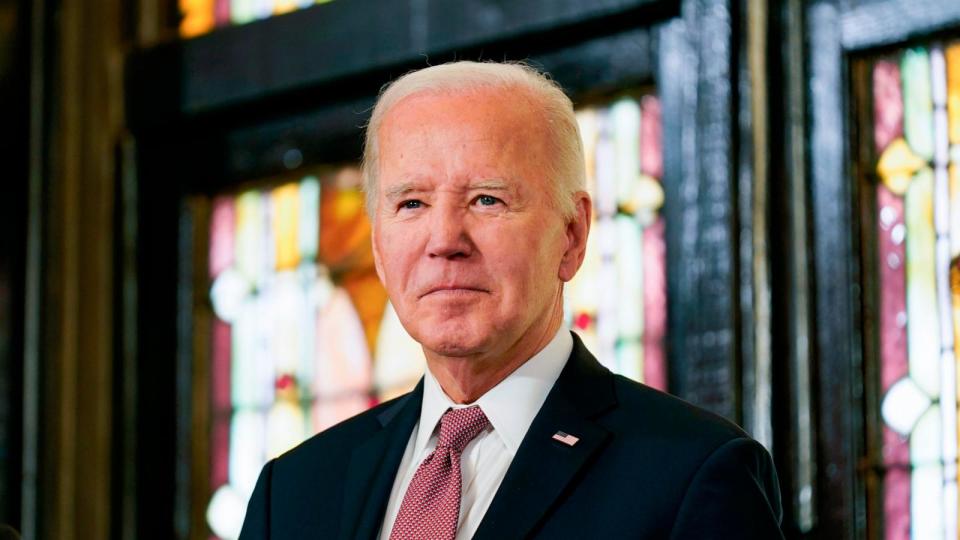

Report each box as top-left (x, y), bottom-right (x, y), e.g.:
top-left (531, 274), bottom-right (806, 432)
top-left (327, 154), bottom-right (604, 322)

top-left (204, 167), bottom-right (425, 539)
top-left (870, 42), bottom-right (960, 540)
top-left (568, 94), bottom-right (668, 390)
top-left (179, 0), bottom-right (335, 38)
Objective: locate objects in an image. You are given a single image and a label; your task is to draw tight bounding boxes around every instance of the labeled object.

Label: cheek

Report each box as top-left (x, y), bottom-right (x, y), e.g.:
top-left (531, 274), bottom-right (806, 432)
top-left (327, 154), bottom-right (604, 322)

top-left (493, 227), bottom-right (564, 295)
top-left (374, 230), bottom-right (415, 289)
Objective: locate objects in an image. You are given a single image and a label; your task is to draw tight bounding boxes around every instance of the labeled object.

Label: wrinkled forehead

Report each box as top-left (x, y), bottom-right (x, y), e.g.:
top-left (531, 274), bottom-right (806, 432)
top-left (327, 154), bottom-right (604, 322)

top-left (377, 88), bottom-right (553, 170)
top-left (381, 86), bottom-right (546, 133)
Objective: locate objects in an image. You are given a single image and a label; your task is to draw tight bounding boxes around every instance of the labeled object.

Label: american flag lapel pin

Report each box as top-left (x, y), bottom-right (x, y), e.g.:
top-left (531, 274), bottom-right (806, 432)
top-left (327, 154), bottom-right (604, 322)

top-left (552, 431), bottom-right (580, 446)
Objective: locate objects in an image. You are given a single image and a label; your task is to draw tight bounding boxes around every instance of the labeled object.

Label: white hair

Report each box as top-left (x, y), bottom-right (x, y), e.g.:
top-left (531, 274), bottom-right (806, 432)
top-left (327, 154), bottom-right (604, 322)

top-left (361, 61), bottom-right (585, 220)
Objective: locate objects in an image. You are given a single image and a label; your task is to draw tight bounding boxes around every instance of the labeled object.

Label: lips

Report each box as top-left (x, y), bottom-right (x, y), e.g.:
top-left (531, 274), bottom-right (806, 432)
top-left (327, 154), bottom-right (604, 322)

top-left (419, 285), bottom-right (489, 299)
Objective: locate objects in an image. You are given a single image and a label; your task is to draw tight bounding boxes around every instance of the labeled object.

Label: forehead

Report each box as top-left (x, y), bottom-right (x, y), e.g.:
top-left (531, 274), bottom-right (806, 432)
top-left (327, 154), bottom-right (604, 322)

top-left (376, 88), bottom-right (551, 181)
top-left (384, 85), bottom-right (541, 125)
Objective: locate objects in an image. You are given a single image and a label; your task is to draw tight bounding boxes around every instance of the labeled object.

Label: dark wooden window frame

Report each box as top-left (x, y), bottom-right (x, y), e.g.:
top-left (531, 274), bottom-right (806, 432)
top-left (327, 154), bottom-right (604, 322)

top-left (805, 0), bottom-right (960, 538)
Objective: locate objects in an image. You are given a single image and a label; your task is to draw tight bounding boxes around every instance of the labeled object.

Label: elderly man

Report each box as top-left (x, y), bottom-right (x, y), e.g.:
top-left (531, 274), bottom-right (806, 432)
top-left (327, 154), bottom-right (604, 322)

top-left (240, 61), bottom-right (783, 539)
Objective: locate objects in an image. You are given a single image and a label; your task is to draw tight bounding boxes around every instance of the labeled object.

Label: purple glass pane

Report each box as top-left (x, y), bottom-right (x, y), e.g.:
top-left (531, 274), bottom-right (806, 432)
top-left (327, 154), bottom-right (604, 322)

top-left (874, 60), bottom-right (905, 154)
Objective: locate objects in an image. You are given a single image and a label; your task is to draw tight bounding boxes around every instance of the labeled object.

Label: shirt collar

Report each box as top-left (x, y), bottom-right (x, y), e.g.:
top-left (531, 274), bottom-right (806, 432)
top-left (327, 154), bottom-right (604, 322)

top-left (416, 328), bottom-right (573, 456)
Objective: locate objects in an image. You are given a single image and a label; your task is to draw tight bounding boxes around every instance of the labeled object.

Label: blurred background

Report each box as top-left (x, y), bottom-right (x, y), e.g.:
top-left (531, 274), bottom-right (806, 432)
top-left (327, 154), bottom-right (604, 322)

top-left (1, 0), bottom-right (959, 538)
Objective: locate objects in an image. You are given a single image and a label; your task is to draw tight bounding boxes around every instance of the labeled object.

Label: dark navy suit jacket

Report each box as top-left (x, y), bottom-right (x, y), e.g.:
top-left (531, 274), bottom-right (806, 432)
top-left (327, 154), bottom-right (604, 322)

top-left (239, 333), bottom-right (784, 539)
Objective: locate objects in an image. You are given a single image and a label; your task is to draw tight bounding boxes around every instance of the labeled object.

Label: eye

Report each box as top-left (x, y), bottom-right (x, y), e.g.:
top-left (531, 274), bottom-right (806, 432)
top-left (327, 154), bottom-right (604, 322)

top-left (400, 199), bottom-right (423, 210)
top-left (474, 194), bottom-right (501, 207)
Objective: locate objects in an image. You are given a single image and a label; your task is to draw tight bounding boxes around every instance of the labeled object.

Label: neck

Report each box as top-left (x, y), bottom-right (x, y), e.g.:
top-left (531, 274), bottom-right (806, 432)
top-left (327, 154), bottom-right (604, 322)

top-left (425, 295), bottom-right (564, 404)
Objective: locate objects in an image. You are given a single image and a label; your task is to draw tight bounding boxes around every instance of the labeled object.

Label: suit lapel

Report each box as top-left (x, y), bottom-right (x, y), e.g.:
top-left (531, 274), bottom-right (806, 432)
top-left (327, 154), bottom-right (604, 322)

top-left (339, 381), bottom-right (423, 540)
top-left (473, 334), bottom-right (617, 539)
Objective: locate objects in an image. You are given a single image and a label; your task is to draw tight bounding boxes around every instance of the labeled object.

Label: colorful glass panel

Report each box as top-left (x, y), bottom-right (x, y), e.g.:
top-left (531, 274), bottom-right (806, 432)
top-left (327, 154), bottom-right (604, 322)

top-left (567, 94), bottom-right (668, 390)
top-left (872, 41), bottom-right (960, 540)
top-left (180, 0), bottom-right (340, 37)
top-left (205, 170), bottom-right (426, 539)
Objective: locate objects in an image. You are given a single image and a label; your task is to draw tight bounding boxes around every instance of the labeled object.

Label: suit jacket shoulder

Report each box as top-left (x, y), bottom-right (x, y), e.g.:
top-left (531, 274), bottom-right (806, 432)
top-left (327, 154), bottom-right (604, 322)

top-left (472, 335), bottom-right (783, 539)
top-left (606, 372), bottom-right (750, 466)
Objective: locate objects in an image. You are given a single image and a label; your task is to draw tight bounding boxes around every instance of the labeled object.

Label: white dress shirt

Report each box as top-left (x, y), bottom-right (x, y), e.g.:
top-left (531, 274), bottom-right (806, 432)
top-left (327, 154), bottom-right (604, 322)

top-left (378, 328), bottom-right (573, 540)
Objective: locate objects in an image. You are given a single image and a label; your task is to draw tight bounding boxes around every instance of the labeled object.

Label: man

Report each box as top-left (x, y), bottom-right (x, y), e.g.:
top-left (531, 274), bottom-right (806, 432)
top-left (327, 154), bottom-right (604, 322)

top-left (240, 61), bottom-right (783, 539)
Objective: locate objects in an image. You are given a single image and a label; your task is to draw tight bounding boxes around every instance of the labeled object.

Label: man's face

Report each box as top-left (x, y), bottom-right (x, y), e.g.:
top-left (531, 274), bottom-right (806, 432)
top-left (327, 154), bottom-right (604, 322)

top-left (371, 88), bottom-right (583, 360)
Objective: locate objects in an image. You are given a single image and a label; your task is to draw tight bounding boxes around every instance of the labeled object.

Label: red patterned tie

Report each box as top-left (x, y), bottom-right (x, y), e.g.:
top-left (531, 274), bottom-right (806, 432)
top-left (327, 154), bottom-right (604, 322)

top-left (389, 406), bottom-right (490, 540)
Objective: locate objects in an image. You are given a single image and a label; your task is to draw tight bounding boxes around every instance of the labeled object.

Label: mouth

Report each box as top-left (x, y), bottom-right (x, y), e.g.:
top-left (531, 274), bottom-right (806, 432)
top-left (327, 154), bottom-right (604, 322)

top-left (419, 286), bottom-right (489, 299)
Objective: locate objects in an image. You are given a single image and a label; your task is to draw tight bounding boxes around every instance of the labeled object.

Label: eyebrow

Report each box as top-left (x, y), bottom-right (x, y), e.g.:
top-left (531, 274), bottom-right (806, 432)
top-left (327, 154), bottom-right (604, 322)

top-left (383, 182), bottom-right (421, 203)
top-left (383, 178), bottom-right (518, 202)
top-left (468, 179), bottom-right (515, 194)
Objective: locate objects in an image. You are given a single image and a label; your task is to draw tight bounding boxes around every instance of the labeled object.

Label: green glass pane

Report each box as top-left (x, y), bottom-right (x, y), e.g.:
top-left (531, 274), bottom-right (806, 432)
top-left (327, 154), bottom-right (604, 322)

top-left (297, 264), bottom-right (319, 390)
top-left (299, 176), bottom-right (320, 260)
top-left (616, 341), bottom-right (642, 383)
top-left (228, 408), bottom-right (265, 497)
top-left (615, 215), bottom-right (644, 345)
top-left (910, 406), bottom-right (944, 538)
top-left (235, 190), bottom-right (264, 284)
top-left (594, 116), bottom-right (617, 217)
top-left (230, 0), bottom-right (257, 24)
top-left (611, 97), bottom-right (641, 208)
top-left (903, 48), bottom-right (936, 161)
top-left (906, 168), bottom-right (940, 397)
top-left (231, 297), bottom-right (274, 407)
top-left (267, 271), bottom-right (305, 375)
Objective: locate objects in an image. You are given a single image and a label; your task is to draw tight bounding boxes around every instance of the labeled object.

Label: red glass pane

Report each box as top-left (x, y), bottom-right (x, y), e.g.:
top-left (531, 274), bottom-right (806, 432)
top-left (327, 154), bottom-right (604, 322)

top-left (212, 319), bottom-right (232, 412)
top-left (641, 95), bottom-right (663, 179)
top-left (210, 317), bottom-right (232, 488)
top-left (876, 184), bottom-right (910, 540)
top-left (877, 186), bottom-right (908, 393)
top-left (210, 416), bottom-right (230, 488)
top-left (209, 196), bottom-right (235, 278)
top-left (874, 60), bottom-right (905, 154)
top-left (214, 0), bottom-right (231, 26)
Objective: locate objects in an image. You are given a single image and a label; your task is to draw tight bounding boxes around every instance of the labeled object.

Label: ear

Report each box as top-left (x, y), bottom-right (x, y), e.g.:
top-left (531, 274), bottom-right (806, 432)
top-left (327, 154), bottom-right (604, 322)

top-left (558, 191), bottom-right (592, 282)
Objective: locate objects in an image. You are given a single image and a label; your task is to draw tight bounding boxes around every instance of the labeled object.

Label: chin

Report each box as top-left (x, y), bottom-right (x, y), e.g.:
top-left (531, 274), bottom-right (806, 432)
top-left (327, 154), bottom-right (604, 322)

top-left (411, 317), bottom-right (491, 358)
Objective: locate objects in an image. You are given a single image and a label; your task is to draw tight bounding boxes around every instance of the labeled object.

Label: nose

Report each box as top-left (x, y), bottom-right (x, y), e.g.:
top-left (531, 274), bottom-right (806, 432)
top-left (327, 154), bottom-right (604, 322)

top-left (426, 203), bottom-right (473, 260)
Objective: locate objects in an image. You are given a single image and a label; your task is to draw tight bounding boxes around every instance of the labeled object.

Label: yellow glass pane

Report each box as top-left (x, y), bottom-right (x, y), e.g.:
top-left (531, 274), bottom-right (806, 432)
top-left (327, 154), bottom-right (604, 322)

top-left (878, 138), bottom-right (926, 195)
top-left (271, 183), bottom-right (301, 270)
top-left (373, 302), bottom-right (425, 400)
top-left (265, 388), bottom-right (306, 459)
top-left (274, 0), bottom-right (299, 14)
top-left (951, 164), bottom-right (960, 258)
top-left (947, 44), bottom-right (960, 144)
top-left (179, 0), bottom-right (215, 38)
top-left (952, 258), bottom-right (960, 472)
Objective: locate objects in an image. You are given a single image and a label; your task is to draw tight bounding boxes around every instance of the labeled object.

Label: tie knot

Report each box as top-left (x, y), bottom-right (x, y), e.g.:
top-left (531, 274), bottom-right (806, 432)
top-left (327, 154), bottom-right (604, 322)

top-left (436, 406), bottom-right (489, 453)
